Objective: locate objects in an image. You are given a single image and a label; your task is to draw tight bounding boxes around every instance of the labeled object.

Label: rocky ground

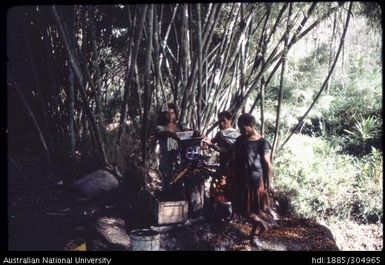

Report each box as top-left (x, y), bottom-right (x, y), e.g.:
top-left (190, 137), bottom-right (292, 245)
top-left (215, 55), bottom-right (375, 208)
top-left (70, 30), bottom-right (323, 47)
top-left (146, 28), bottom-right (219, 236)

top-left (8, 190), bottom-right (340, 251)
top-left (7, 169), bottom-right (382, 251)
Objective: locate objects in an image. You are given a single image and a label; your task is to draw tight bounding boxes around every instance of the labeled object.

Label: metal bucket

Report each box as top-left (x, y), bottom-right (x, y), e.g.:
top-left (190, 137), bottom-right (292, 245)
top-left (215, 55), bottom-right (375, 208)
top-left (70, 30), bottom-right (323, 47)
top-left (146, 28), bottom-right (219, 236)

top-left (130, 229), bottom-right (160, 251)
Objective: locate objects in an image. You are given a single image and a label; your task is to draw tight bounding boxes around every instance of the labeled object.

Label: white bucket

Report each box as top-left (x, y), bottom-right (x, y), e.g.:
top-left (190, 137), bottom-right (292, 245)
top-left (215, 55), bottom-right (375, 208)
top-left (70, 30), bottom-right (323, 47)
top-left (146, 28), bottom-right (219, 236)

top-left (130, 229), bottom-right (160, 251)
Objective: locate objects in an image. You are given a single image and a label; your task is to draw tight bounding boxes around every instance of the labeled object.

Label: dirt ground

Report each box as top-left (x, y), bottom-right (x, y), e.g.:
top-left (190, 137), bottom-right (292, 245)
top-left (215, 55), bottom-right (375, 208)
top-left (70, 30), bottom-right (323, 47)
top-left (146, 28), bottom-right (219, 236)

top-left (8, 187), bottom-right (348, 251)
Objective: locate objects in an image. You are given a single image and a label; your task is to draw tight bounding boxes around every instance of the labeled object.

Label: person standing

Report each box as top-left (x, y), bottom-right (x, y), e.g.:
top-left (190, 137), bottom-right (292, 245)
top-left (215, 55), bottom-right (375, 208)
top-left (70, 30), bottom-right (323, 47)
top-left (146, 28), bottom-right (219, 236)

top-left (232, 113), bottom-right (273, 246)
top-left (203, 111), bottom-right (240, 176)
top-left (155, 103), bottom-right (182, 196)
top-left (203, 111), bottom-right (240, 220)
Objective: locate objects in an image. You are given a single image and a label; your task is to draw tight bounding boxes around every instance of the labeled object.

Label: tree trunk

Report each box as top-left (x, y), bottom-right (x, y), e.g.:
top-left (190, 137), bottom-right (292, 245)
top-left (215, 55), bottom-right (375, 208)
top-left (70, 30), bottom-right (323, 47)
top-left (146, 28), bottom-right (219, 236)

top-left (40, 9), bottom-right (60, 123)
top-left (239, 3), bottom-right (246, 113)
top-left (196, 3), bottom-right (203, 131)
top-left (153, 6), bottom-right (166, 102)
top-left (202, 4), bottom-right (242, 129)
top-left (66, 7), bottom-right (76, 159)
top-left (232, 2), bottom-right (331, 118)
top-left (69, 68), bottom-right (76, 158)
top-left (179, 4), bottom-right (192, 126)
top-left (88, 6), bottom-right (105, 130)
top-left (260, 77), bottom-right (266, 137)
top-left (326, 12), bottom-right (337, 94)
top-left (266, 3), bottom-right (288, 46)
top-left (22, 19), bottom-right (54, 159)
top-left (117, 5), bottom-right (148, 145)
top-left (142, 4), bottom-right (154, 169)
top-left (179, 4), bottom-right (222, 127)
top-left (52, 5), bottom-right (109, 167)
top-left (80, 109), bottom-right (87, 154)
top-left (271, 3), bottom-right (292, 161)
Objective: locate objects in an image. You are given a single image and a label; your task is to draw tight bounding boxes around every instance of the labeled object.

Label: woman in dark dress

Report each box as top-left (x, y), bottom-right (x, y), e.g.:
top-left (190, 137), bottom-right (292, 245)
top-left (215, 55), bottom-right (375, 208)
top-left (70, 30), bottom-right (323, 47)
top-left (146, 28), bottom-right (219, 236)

top-left (232, 113), bottom-right (273, 245)
top-left (155, 103), bottom-right (182, 194)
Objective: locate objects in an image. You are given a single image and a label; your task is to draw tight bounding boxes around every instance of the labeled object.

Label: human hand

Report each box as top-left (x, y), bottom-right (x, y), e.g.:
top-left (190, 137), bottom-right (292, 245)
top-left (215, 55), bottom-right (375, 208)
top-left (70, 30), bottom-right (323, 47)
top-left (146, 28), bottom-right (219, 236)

top-left (268, 187), bottom-right (277, 197)
top-left (202, 137), bottom-right (213, 147)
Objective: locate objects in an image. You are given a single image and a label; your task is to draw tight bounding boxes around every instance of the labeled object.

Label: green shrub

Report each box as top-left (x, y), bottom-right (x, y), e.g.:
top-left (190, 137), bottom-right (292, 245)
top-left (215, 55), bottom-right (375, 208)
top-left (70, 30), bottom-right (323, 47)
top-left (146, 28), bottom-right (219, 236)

top-left (274, 135), bottom-right (383, 224)
top-left (352, 147), bottom-right (383, 222)
top-left (321, 69), bottom-right (382, 156)
top-left (344, 115), bottom-right (380, 142)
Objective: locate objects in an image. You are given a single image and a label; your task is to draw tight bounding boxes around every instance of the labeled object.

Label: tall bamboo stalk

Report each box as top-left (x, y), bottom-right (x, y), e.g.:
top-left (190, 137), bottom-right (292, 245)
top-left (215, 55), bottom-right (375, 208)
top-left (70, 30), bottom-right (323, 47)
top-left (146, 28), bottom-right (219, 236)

top-left (196, 3), bottom-right (203, 131)
top-left (142, 4), bottom-right (154, 169)
top-left (52, 5), bottom-right (109, 167)
top-left (271, 3), bottom-right (292, 161)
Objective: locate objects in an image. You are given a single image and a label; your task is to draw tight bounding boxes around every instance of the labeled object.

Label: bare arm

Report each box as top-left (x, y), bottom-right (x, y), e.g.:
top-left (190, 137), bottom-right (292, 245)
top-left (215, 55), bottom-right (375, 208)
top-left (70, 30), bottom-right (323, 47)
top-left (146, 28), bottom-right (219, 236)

top-left (262, 153), bottom-right (273, 193)
top-left (202, 138), bottom-right (228, 153)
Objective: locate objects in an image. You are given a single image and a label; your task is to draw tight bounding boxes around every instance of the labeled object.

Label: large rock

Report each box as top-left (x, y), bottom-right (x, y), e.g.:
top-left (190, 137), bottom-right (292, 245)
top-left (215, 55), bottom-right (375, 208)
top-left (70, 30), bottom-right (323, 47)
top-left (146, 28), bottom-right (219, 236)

top-left (94, 217), bottom-right (131, 250)
top-left (69, 170), bottom-right (120, 199)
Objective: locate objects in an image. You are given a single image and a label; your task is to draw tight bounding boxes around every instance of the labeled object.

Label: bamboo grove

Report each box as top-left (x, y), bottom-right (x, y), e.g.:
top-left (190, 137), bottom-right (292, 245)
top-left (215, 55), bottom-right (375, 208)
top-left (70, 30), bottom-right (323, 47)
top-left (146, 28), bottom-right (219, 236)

top-left (7, 3), bottom-right (355, 184)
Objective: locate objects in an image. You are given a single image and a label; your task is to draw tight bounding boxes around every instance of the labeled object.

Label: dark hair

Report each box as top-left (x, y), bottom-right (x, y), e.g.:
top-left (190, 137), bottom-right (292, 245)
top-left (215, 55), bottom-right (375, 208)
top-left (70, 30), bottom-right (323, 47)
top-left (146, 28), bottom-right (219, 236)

top-left (237, 113), bottom-right (256, 127)
top-left (218, 110), bottom-right (232, 121)
top-left (158, 102), bottom-right (178, 125)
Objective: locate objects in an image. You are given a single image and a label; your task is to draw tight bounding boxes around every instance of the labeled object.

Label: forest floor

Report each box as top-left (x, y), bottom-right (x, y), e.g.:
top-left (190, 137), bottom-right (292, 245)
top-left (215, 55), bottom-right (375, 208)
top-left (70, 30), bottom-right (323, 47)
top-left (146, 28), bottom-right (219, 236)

top-left (8, 165), bottom-right (383, 252)
top-left (8, 187), bottom-right (348, 251)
